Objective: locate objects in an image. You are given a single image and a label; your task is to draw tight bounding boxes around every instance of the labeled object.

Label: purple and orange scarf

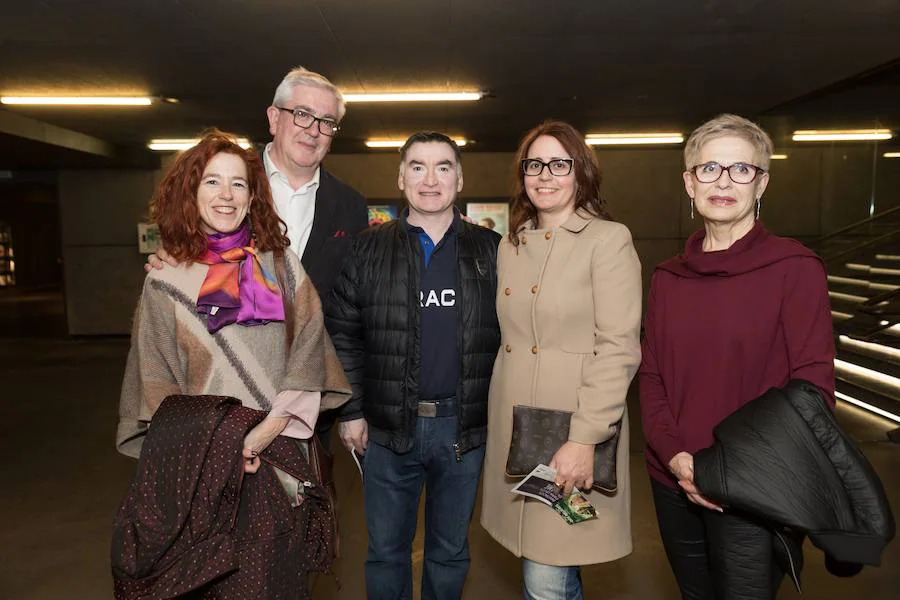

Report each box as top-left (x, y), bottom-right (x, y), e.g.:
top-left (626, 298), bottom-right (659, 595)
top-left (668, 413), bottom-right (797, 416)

top-left (196, 224), bottom-right (284, 333)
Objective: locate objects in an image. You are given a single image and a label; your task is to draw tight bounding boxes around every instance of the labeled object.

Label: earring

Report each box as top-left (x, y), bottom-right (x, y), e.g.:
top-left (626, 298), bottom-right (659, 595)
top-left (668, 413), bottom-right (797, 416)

top-left (690, 199), bottom-right (695, 220)
top-left (755, 198), bottom-right (761, 220)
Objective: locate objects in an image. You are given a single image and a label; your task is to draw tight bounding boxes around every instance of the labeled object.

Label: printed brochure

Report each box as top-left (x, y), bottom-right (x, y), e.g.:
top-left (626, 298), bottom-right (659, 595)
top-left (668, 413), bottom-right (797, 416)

top-left (510, 464), bottom-right (598, 524)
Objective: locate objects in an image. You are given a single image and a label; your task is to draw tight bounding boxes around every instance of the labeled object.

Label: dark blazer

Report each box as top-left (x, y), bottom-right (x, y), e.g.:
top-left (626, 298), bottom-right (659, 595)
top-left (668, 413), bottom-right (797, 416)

top-left (300, 167), bottom-right (368, 300)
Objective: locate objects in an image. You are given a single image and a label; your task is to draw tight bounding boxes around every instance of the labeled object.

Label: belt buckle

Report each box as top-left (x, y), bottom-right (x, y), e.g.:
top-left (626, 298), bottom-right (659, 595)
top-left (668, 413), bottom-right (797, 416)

top-left (418, 402), bottom-right (437, 418)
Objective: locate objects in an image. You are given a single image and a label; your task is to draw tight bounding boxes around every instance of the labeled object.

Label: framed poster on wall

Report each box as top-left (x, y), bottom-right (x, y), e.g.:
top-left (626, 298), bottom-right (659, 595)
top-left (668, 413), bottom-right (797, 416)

top-left (466, 202), bottom-right (510, 235)
top-left (368, 204), bottom-right (399, 226)
top-left (137, 223), bottom-right (161, 254)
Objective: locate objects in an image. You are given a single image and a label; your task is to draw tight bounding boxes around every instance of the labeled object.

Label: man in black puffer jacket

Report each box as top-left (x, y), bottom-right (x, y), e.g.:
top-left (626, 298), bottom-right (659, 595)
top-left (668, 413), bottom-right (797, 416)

top-left (325, 132), bottom-right (501, 600)
top-left (694, 379), bottom-right (895, 597)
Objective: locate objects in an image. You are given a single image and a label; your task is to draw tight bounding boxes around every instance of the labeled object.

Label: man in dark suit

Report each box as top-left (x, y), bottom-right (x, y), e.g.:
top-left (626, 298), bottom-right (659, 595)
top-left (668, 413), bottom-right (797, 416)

top-left (262, 66), bottom-right (367, 299)
top-left (147, 67), bottom-right (367, 443)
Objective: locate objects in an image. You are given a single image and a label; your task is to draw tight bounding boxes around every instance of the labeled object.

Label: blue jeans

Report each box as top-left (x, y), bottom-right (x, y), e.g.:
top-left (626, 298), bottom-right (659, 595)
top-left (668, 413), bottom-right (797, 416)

top-left (363, 415), bottom-right (484, 600)
top-left (522, 559), bottom-right (584, 600)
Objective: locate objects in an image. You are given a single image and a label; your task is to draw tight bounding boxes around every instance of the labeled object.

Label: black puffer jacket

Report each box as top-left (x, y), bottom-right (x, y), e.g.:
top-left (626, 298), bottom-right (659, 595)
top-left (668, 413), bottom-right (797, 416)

top-left (325, 211), bottom-right (501, 454)
top-left (694, 380), bottom-right (895, 592)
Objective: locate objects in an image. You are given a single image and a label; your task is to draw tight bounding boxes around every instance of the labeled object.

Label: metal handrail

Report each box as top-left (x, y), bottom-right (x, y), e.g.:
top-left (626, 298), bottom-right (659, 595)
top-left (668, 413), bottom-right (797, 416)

top-left (821, 229), bottom-right (900, 264)
top-left (815, 205), bottom-right (900, 243)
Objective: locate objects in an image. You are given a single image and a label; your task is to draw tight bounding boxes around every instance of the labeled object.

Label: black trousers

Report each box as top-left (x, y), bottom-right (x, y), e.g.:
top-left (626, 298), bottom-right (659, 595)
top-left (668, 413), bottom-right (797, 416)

top-left (650, 477), bottom-right (785, 600)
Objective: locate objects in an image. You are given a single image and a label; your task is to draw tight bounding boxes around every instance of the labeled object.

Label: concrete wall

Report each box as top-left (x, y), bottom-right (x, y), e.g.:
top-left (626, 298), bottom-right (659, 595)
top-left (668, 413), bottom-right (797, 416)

top-left (57, 146), bottom-right (900, 335)
top-left (59, 170), bottom-right (160, 335)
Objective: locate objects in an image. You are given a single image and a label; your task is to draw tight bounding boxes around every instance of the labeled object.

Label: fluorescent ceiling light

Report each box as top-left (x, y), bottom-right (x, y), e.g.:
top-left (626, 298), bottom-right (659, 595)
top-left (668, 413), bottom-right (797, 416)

top-left (884, 152), bottom-right (900, 158)
top-left (770, 154), bottom-right (788, 160)
top-left (1, 96), bottom-right (153, 106)
top-left (792, 129), bottom-right (893, 142)
top-left (585, 133), bottom-right (684, 146)
top-left (365, 138), bottom-right (468, 149)
top-left (344, 92), bottom-right (482, 103)
top-left (148, 138), bottom-right (253, 151)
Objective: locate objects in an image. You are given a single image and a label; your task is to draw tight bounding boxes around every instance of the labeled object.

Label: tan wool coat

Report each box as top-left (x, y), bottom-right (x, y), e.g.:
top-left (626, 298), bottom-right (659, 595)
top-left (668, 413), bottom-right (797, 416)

top-left (480, 210), bottom-right (642, 566)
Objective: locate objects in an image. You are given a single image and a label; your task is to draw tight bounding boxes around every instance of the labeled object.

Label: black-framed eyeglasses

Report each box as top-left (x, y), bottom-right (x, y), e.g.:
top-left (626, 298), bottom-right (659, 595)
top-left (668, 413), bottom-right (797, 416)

top-left (522, 158), bottom-right (574, 177)
top-left (274, 106), bottom-right (340, 137)
top-left (690, 161), bottom-right (765, 184)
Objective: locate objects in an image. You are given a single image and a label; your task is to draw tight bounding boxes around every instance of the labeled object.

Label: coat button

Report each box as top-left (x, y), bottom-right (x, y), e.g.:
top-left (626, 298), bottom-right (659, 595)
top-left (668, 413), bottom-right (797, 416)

top-left (504, 288), bottom-right (511, 296)
top-left (521, 237), bottom-right (528, 245)
top-left (531, 285), bottom-right (538, 294)
top-left (531, 346), bottom-right (538, 354)
top-left (505, 344), bottom-right (512, 353)
top-left (544, 231), bottom-right (552, 240)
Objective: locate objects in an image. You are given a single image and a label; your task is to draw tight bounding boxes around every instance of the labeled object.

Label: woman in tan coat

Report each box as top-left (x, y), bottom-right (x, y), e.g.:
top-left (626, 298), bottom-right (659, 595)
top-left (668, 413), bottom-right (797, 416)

top-left (480, 120), bottom-right (642, 599)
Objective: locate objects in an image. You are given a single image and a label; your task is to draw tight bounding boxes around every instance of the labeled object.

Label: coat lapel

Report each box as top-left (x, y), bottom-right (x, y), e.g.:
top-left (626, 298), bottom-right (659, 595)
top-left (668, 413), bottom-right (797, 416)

top-left (302, 169), bottom-right (338, 265)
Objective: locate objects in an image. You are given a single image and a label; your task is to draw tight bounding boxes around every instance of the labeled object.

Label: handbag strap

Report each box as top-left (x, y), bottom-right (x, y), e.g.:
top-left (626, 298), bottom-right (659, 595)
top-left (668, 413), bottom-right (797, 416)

top-left (272, 248), bottom-right (342, 563)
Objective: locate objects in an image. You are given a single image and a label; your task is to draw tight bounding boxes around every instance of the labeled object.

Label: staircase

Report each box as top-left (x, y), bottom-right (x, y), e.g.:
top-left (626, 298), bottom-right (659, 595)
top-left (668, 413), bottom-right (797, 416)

top-left (814, 207), bottom-right (900, 428)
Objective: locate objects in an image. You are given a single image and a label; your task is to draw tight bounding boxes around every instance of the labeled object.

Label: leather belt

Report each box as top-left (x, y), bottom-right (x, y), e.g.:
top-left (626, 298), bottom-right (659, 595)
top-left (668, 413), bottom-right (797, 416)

top-left (417, 397), bottom-right (457, 418)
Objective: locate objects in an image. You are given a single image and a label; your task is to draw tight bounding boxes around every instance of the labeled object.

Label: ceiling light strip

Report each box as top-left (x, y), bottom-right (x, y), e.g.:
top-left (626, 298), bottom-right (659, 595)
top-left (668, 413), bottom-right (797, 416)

top-left (1, 96), bottom-right (153, 106)
top-left (148, 138), bottom-right (252, 151)
top-left (344, 92), bottom-right (482, 103)
top-left (585, 133), bottom-right (684, 146)
top-left (365, 138), bottom-right (468, 148)
top-left (792, 129), bottom-right (893, 142)
top-left (884, 152), bottom-right (900, 158)
top-left (770, 154), bottom-right (788, 160)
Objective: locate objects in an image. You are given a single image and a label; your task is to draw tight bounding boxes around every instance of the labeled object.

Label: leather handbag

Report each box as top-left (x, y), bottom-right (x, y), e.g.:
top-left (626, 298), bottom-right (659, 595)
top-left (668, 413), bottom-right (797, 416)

top-left (505, 405), bottom-right (621, 493)
top-left (274, 250), bottom-right (341, 557)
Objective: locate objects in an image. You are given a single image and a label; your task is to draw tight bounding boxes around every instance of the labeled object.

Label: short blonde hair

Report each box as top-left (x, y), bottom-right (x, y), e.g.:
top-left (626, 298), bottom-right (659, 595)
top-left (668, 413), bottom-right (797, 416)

top-left (684, 114), bottom-right (774, 170)
top-left (272, 66), bottom-right (346, 121)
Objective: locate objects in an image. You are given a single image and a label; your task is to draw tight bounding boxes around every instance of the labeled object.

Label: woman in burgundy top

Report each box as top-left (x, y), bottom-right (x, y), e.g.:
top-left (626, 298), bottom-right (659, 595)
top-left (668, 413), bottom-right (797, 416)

top-left (639, 114), bottom-right (835, 599)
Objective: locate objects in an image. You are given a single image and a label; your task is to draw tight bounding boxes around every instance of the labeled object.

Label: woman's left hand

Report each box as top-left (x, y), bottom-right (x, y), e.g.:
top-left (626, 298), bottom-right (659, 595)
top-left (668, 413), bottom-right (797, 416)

top-left (242, 415), bottom-right (290, 473)
top-left (549, 441), bottom-right (595, 495)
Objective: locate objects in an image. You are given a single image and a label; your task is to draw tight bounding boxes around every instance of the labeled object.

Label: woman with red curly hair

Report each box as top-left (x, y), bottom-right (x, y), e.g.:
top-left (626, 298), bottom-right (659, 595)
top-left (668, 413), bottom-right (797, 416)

top-left (113, 130), bottom-right (351, 596)
top-left (118, 128), bottom-right (350, 461)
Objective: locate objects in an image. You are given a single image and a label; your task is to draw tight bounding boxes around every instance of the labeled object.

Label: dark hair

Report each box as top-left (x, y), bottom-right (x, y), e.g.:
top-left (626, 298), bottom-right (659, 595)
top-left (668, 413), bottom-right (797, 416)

top-left (150, 129), bottom-right (289, 261)
top-left (509, 120), bottom-right (611, 246)
top-left (399, 132), bottom-right (462, 165)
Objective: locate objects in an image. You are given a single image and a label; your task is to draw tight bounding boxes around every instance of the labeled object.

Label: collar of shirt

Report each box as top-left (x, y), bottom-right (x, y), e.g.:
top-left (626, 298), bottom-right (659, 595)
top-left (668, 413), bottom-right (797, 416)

top-left (404, 207), bottom-right (461, 238)
top-left (405, 208), bottom-right (460, 267)
top-left (263, 142), bottom-right (321, 194)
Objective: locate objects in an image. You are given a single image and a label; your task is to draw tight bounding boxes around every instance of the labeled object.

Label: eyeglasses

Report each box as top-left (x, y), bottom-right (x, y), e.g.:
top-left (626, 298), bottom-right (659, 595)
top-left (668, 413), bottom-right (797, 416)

top-left (274, 106), bottom-right (340, 137)
top-left (690, 162), bottom-right (765, 184)
top-left (522, 158), bottom-right (574, 177)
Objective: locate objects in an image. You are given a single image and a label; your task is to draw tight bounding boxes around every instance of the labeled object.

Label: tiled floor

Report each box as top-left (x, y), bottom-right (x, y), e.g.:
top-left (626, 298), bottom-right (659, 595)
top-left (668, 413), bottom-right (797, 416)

top-left (0, 289), bottom-right (897, 599)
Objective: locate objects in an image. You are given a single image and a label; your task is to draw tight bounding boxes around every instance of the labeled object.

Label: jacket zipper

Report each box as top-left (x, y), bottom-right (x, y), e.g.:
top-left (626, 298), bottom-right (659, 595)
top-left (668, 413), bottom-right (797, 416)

top-left (770, 524), bottom-right (801, 593)
top-left (453, 226), bottom-right (465, 462)
top-left (404, 225), bottom-right (418, 448)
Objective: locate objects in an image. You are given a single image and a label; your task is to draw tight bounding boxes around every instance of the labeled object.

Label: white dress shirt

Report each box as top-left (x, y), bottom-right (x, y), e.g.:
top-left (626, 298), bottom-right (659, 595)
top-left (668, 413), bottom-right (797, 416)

top-left (264, 143), bottom-right (320, 259)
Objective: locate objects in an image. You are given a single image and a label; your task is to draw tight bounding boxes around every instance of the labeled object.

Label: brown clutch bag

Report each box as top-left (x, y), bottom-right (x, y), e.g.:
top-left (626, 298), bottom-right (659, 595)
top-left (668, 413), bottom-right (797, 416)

top-left (505, 405), bottom-right (621, 494)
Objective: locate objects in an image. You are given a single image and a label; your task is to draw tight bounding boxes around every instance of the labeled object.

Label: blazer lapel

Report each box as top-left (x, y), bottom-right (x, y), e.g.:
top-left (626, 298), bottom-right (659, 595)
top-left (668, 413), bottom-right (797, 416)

top-left (302, 168), bottom-right (338, 264)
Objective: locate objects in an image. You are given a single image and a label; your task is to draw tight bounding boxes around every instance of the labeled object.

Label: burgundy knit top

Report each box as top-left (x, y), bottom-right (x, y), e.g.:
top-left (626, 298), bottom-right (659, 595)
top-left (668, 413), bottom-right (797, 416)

top-left (639, 222), bottom-right (836, 487)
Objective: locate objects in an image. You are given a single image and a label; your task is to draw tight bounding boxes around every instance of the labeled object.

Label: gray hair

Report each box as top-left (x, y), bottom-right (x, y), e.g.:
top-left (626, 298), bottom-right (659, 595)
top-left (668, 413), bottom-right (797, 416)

top-left (272, 66), bottom-right (346, 121)
top-left (684, 114), bottom-right (774, 171)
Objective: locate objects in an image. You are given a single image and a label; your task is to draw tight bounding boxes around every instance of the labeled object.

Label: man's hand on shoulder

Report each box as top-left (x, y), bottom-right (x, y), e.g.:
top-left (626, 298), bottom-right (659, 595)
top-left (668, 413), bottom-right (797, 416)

top-left (144, 247), bottom-right (180, 272)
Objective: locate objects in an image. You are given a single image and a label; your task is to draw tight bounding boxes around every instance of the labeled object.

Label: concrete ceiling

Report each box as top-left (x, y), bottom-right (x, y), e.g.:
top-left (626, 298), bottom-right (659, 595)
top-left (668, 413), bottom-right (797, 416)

top-left (1, 0), bottom-right (899, 169)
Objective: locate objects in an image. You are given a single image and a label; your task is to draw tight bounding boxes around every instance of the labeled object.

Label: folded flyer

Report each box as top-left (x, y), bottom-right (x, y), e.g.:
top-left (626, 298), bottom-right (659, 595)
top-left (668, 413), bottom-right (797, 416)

top-left (510, 464), bottom-right (598, 524)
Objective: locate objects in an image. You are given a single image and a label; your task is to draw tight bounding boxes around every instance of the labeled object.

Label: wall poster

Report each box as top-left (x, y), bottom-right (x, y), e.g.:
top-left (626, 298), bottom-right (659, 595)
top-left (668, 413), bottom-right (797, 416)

top-left (466, 202), bottom-right (510, 235)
